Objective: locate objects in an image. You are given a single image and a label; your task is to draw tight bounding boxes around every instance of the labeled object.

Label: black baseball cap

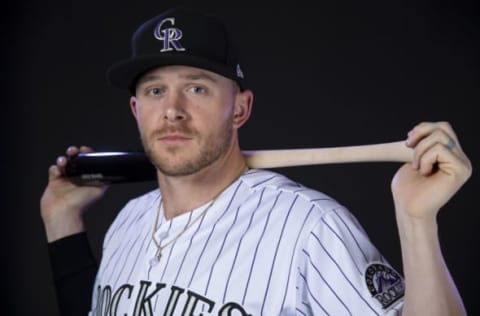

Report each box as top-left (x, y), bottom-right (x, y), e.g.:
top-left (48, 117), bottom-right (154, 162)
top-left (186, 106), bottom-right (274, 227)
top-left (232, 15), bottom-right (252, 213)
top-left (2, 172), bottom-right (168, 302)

top-left (107, 8), bottom-right (246, 94)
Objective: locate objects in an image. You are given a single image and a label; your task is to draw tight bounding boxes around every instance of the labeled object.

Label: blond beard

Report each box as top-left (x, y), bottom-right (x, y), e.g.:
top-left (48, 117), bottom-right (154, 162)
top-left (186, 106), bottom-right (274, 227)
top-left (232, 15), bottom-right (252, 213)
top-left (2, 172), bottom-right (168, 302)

top-left (142, 120), bottom-right (234, 177)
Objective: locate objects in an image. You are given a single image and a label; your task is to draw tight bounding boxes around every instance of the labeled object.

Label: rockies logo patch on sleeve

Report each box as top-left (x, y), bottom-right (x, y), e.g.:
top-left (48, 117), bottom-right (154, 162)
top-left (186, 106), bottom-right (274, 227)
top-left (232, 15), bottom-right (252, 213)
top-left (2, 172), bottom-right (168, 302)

top-left (364, 263), bottom-right (405, 309)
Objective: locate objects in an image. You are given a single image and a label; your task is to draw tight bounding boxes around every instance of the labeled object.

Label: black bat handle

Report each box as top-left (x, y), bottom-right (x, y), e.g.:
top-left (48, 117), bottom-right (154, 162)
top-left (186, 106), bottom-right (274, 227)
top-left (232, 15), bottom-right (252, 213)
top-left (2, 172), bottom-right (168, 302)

top-left (65, 151), bottom-right (157, 185)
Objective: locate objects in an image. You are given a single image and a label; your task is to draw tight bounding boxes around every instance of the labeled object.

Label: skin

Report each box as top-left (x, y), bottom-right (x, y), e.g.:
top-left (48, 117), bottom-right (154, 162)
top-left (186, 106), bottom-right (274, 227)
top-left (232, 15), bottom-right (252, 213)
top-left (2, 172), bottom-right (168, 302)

top-left (40, 66), bottom-right (470, 315)
top-left (129, 66), bottom-right (253, 218)
top-left (392, 122), bottom-right (470, 316)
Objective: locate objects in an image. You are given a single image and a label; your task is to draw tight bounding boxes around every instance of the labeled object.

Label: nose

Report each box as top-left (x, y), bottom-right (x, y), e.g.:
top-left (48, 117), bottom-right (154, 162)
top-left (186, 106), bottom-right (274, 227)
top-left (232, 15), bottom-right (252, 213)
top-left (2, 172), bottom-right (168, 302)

top-left (164, 92), bottom-right (187, 122)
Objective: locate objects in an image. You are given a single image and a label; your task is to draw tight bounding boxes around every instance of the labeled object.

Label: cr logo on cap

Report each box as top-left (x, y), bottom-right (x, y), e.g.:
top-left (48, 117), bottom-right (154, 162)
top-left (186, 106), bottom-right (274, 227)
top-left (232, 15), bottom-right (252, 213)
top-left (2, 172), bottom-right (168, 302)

top-left (154, 17), bottom-right (186, 52)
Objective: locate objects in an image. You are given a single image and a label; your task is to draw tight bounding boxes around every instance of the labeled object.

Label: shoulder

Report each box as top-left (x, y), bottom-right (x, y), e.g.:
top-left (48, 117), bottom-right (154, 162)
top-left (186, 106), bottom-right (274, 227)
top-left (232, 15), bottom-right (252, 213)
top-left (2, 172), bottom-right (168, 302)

top-left (116, 188), bottom-right (160, 221)
top-left (123, 188), bottom-right (160, 209)
top-left (241, 169), bottom-right (345, 217)
top-left (103, 189), bottom-right (160, 244)
top-left (240, 169), bottom-right (373, 247)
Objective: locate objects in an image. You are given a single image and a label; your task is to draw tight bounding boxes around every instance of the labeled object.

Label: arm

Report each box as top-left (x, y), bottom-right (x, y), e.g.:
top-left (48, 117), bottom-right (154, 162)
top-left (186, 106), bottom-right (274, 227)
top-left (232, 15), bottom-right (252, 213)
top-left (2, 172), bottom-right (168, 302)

top-left (48, 233), bottom-right (98, 316)
top-left (391, 122), bottom-right (470, 316)
top-left (40, 146), bottom-right (108, 241)
top-left (41, 146), bottom-right (108, 313)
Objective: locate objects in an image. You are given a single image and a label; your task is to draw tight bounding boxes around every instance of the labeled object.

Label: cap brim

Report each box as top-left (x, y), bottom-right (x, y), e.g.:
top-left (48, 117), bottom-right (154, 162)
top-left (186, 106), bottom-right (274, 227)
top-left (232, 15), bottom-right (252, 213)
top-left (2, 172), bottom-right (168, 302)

top-left (106, 53), bottom-right (243, 92)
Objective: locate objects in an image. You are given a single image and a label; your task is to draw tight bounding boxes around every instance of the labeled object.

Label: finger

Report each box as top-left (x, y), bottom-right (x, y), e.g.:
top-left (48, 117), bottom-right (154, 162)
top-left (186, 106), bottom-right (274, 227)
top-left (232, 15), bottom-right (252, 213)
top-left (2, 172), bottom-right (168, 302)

top-left (56, 155), bottom-right (68, 166)
top-left (406, 122), bottom-right (460, 169)
top-left (416, 143), bottom-right (453, 176)
top-left (48, 164), bottom-right (63, 181)
top-left (79, 146), bottom-right (94, 153)
top-left (66, 145), bottom-right (95, 156)
top-left (407, 121), bottom-right (459, 148)
top-left (55, 155), bottom-right (69, 174)
top-left (66, 146), bottom-right (80, 157)
top-left (409, 129), bottom-right (453, 169)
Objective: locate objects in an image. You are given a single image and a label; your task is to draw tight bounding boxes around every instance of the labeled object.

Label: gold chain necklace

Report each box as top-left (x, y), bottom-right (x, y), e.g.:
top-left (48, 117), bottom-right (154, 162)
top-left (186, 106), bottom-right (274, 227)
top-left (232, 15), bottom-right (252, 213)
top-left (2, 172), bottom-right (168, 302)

top-left (149, 197), bottom-right (216, 267)
top-left (148, 165), bottom-right (249, 267)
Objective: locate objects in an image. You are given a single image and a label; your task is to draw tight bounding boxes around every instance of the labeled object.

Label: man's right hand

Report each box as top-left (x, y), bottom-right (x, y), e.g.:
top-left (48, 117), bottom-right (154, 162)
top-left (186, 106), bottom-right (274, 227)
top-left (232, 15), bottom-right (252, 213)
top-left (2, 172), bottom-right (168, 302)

top-left (40, 146), bottom-right (109, 242)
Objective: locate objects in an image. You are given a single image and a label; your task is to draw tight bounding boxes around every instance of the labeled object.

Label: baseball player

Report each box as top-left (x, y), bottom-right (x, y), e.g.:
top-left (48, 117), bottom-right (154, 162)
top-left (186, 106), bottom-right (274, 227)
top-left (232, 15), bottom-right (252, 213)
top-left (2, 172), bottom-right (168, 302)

top-left (41, 7), bottom-right (470, 316)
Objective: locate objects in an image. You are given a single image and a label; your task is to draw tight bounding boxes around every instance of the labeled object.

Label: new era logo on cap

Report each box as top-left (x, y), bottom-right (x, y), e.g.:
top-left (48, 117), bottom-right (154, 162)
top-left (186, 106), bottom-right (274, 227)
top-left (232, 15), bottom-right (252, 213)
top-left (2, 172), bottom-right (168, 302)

top-left (106, 8), bottom-right (247, 93)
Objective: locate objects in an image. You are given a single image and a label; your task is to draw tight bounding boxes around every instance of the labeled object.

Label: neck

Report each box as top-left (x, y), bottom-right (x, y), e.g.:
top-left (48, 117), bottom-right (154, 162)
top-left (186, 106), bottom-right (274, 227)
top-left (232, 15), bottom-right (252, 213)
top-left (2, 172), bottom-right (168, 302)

top-left (157, 149), bottom-right (247, 220)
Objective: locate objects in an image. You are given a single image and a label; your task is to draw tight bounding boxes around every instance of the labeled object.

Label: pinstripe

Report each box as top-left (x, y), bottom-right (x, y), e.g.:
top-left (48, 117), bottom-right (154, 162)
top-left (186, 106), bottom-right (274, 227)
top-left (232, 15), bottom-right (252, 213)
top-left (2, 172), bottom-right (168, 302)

top-left (104, 209), bottom-right (152, 284)
top-left (242, 191), bottom-right (282, 305)
top-left (321, 217), bottom-right (363, 275)
top-left (280, 204), bottom-right (316, 311)
top-left (91, 170), bottom-right (404, 314)
top-left (223, 187), bottom-right (265, 302)
top-left (301, 249), bottom-right (352, 315)
top-left (112, 215), bottom-right (153, 288)
top-left (97, 239), bottom-right (121, 283)
top-left (172, 210), bottom-right (209, 284)
top-left (331, 210), bottom-right (369, 264)
top-left (103, 194), bottom-right (158, 281)
top-left (204, 200), bottom-right (242, 296)
top-left (310, 231), bottom-right (380, 315)
top-left (292, 187), bottom-right (310, 194)
top-left (261, 195), bottom-right (298, 314)
top-left (126, 226), bottom-right (151, 280)
top-left (298, 270), bottom-right (330, 315)
top-left (103, 198), bottom-right (141, 247)
top-left (187, 181), bottom-right (242, 287)
top-left (300, 300), bottom-right (313, 315)
top-left (249, 173), bottom-right (279, 188)
top-left (296, 307), bottom-right (308, 316)
top-left (105, 194), bottom-right (159, 246)
top-left (310, 198), bottom-right (335, 203)
top-left (160, 216), bottom-right (185, 281)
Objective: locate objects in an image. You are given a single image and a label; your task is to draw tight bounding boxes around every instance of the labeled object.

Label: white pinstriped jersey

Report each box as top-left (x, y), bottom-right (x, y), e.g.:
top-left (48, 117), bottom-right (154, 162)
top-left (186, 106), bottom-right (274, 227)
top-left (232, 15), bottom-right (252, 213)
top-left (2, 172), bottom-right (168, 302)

top-left (90, 169), bottom-right (405, 315)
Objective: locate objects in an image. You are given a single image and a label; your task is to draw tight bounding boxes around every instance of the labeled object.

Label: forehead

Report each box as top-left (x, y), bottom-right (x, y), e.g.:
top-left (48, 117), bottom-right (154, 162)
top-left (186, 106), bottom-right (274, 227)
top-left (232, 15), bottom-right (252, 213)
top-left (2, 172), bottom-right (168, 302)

top-left (137, 65), bottom-right (227, 85)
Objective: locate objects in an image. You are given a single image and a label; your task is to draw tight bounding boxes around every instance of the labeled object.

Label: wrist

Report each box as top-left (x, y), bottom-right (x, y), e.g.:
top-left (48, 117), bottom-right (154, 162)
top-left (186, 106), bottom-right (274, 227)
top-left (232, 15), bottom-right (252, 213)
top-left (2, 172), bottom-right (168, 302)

top-left (43, 211), bottom-right (86, 242)
top-left (394, 201), bottom-right (438, 233)
top-left (395, 209), bottom-right (440, 263)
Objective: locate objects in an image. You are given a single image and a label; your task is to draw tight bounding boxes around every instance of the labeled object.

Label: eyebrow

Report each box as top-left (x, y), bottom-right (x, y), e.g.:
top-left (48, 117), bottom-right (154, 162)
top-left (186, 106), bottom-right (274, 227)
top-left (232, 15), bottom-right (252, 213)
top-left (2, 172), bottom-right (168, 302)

top-left (137, 70), bottom-right (219, 86)
top-left (181, 72), bottom-right (218, 83)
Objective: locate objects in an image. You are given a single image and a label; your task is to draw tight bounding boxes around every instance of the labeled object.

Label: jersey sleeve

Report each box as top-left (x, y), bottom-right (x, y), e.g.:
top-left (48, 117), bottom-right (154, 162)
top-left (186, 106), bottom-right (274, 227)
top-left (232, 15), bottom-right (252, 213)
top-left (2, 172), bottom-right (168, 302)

top-left (48, 232), bottom-right (98, 316)
top-left (295, 205), bottom-right (405, 315)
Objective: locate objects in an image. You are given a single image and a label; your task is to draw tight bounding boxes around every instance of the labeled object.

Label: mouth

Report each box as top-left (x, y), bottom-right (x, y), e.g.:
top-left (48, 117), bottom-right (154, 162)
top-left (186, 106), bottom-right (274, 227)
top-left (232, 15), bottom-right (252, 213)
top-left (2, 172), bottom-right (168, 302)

top-left (158, 134), bottom-right (192, 144)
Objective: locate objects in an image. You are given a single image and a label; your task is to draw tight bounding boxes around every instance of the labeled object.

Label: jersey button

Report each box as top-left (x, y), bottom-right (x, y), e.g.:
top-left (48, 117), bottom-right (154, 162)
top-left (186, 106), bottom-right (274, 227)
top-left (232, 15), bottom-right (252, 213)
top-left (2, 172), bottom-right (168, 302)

top-left (157, 231), bottom-right (169, 240)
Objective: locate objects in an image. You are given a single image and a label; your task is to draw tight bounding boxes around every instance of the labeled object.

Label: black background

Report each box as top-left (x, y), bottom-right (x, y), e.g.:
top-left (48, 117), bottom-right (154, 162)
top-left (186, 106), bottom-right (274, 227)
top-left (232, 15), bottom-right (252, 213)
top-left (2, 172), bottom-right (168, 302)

top-left (2, 0), bottom-right (479, 315)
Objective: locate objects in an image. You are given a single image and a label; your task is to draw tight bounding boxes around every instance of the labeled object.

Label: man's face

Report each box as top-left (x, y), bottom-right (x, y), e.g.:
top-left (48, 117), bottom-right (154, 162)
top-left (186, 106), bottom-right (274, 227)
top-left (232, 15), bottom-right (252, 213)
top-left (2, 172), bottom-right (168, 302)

top-left (130, 65), bottom-right (239, 176)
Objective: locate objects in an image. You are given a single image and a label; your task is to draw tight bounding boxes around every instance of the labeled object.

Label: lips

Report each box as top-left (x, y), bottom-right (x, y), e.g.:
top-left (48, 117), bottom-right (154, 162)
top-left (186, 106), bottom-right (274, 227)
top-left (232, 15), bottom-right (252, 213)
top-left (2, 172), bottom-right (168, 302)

top-left (161, 135), bottom-right (189, 140)
top-left (158, 134), bottom-right (192, 144)
top-left (151, 126), bottom-right (195, 144)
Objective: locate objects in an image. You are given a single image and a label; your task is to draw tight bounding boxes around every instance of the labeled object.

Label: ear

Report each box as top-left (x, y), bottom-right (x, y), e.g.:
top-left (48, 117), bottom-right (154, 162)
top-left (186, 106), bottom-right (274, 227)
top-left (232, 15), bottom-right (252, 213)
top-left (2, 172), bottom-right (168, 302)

top-left (130, 96), bottom-right (139, 119)
top-left (233, 89), bottom-right (253, 129)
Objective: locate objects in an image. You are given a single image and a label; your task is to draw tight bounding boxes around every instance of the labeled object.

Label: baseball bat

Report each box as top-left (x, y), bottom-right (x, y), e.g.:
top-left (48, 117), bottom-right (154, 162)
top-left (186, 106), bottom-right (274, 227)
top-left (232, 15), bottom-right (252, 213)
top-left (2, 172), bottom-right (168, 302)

top-left (65, 141), bottom-right (412, 185)
top-left (243, 140), bottom-right (412, 168)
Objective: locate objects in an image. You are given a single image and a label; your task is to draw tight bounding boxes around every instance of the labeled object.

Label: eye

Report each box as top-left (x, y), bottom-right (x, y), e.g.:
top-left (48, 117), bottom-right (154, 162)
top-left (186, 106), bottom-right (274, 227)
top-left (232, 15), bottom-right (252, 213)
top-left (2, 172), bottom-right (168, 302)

top-left (148, 87), bottom-right (163, 96)
top-left (189, 86), bottom-right (206, 94)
